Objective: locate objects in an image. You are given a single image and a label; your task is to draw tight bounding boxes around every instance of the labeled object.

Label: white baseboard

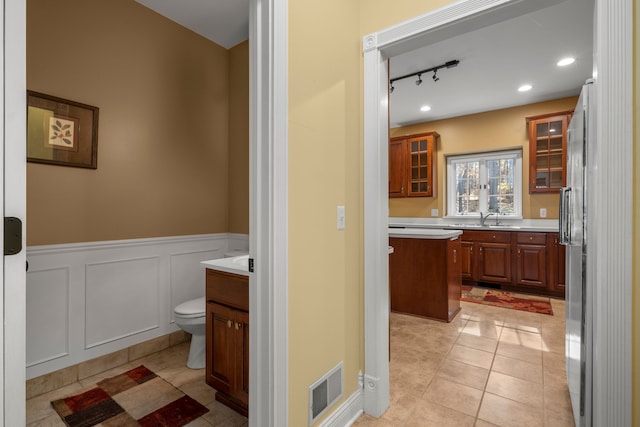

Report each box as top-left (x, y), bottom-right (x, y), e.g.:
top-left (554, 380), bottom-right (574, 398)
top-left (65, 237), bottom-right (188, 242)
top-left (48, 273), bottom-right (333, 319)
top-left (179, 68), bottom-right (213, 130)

top-left (319, 387), bottom-right (364, 427)
top-left (26, 233), bottom-right (248, 379)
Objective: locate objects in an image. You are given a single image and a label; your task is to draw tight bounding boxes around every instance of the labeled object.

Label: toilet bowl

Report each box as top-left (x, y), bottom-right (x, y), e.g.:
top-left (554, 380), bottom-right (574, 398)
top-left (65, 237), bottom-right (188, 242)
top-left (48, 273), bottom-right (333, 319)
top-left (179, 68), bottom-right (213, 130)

top-left (174, 296), bottom-right (206, 369)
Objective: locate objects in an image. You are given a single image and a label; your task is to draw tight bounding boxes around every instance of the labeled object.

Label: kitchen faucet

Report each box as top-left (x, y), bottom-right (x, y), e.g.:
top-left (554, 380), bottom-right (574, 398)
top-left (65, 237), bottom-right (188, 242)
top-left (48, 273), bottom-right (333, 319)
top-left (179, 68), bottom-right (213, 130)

top-left (480, 212), bottom-right (495, 226)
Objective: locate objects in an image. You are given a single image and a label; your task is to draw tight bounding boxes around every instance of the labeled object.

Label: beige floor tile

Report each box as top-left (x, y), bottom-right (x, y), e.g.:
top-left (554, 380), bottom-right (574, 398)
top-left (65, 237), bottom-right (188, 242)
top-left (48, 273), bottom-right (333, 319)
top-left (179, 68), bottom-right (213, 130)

top-left (474, 419), bottom-right (501, 427)
top-left (544, 381), bottom-right (574, 416)
top-left (436, 358), bottom-right (489, 390)
top-left (353, 414), bottom-right (396, 426)
top-left (404, 399), bottom-right (475, 427)
top-left (447, 344), bottom-right (495, 370)
top-left (499, 328), bottom-right (542, 349)
top-left (201, 399), bottom-right (247, 426)
top-left (478, 392), bottom-right (544, 427)
top-left (485, 371), bottom-right (544, 408)
top-left (456, 332), bottom-right (499, 353)
top-left (380, 392), bottom-right (420, 425)
top-left (184, 417), bottom-right (214, 426)
top-left (462, 320), bottom-right (503, 340)
top-left (422, 377), bottom-right (483, 417)
top-left (27, 415), bottom-right (67, 427)
top-left (496, 341), bottom-right (542, 365)
top-left (78, 361), bottom-right (140, 388)
top-left (26, 382), bottom-right (87, 425)
top-left (545, 406), bottom-right (577, 427)
top-left (491, 354), bottom-right (543, 384)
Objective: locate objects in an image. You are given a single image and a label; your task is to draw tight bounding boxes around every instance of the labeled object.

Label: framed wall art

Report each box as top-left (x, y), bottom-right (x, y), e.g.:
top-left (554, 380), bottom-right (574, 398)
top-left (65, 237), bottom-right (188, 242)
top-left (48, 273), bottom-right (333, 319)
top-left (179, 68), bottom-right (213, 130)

top-left (27, 91), bottom-right (99, 169)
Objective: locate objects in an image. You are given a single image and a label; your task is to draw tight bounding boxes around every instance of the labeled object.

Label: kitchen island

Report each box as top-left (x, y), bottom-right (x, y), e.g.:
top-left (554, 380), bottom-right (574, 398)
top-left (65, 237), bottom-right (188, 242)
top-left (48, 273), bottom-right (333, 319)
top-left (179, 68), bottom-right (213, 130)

top-left (389, 228), bottom-right (463, 322)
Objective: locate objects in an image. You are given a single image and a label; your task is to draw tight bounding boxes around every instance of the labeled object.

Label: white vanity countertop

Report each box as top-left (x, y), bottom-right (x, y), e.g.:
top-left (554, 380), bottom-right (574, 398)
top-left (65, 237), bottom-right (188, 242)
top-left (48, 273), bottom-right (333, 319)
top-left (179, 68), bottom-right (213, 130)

top-left (201, 255), bottom-right (250, 277)
top-left (389, 228), bottom-right (463, 240)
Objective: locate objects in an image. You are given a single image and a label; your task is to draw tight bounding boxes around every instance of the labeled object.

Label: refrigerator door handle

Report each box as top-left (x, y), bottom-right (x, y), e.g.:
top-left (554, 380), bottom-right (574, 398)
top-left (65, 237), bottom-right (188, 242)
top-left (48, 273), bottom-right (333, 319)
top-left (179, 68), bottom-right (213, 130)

top-left (559, 187), bottom-right (571, 245)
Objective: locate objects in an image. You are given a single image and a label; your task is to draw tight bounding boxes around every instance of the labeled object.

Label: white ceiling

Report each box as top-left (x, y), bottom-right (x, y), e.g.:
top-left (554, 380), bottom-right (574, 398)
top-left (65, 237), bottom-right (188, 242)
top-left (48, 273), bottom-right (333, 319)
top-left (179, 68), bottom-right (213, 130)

top-left (135, 0), bottom-right (593, 127)
top-left (135, 0), bottom-right (249, 49)
top-left (389, 0), bottom-right (594, 127)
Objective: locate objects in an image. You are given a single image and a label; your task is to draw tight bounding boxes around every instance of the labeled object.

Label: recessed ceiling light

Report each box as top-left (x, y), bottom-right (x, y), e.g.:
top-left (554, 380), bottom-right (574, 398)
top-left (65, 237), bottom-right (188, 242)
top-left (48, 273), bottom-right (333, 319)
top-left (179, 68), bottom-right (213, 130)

top-left (420, 105), bottom-right (431, 112)
top-left (518, 84), bottom-right (532, 92)
top-left (557, 57), bottom-right (575, 67)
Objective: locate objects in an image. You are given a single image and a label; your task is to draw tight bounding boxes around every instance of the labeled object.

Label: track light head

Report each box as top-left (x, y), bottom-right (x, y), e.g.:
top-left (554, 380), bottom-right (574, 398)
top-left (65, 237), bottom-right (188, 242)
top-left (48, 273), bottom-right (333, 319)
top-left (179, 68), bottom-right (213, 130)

top-left (415, 74), bottom-right (423, 86)
top-left (432, 70), bottom-right (439, 82)
top-left (390, 83), bottom-right (395, 93)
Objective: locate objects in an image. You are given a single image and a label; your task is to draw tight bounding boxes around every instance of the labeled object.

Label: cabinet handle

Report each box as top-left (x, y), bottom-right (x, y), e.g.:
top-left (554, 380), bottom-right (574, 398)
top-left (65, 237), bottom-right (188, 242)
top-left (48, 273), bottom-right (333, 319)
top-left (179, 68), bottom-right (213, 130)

top-left (227, 320), bottom-right (233, 328)
top-left (530, 237), bottom-right (533, 241)
top-left (235, 322), bottom-right (240, 330)
top-left (518, 249), bottom-right (521, 255)
top-left (453, 249), bottom-right (457, 264)
top-left (492, 235), bottom-right (496, 239)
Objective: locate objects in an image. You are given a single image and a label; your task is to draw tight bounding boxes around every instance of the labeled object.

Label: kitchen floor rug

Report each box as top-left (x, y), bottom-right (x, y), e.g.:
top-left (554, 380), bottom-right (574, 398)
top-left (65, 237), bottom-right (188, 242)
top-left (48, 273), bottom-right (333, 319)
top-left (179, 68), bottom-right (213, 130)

top-left (461, 285), bottom-right (554, 315)
top-left (51, 365), bottom-right (208, 427)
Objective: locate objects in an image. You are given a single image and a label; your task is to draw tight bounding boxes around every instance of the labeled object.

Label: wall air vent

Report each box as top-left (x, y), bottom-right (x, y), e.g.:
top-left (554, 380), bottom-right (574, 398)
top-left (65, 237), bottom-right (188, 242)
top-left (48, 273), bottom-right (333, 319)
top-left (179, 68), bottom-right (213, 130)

top-left (309, 361), bottom-right (343, 425)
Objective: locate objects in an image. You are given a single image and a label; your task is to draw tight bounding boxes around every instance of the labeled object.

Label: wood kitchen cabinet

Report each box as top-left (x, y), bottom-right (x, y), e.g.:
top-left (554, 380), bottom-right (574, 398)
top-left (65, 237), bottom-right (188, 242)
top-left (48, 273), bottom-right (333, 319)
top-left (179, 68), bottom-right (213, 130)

top-left (461, 230), bottom-right (512, 284)
top-left (526, 111), bottom-right (573, 193)
top-left (206, 269), bottom-right (249, 416)
top-left (514, 232), bottom-right (547, 290)
top-left (389, 236), bottom-right (461, 322)
top-left (459, 230), bottom-right (564, 298)
top-left (548, 233), bottom-right (566, 295)
top-left (389, 132), bottom-right (439, 198)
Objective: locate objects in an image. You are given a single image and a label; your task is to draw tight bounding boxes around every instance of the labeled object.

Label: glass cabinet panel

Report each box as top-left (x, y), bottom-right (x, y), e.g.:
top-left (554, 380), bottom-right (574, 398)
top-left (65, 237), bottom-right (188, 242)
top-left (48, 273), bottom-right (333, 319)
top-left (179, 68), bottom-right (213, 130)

top-left (526, 112), bottom-right (572, 193)
top-left (389, 132), bottom-right (438, 198)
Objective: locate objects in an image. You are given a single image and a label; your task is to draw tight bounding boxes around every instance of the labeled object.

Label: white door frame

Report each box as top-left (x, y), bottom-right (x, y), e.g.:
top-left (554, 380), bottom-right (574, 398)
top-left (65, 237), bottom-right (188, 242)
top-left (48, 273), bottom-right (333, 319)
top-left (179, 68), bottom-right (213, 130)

top-left (2, 0), bottom-right (27, 425)
top-left (362, 0), bottom-right (632, 423)
top-left (249, 0), bottom-right (288, 425)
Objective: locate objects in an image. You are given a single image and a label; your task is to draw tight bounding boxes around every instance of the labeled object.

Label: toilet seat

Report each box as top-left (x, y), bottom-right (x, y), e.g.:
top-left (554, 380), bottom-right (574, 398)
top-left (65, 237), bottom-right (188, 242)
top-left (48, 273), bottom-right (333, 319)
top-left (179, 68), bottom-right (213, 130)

top-left (174, 297), bottom-right (206, 318)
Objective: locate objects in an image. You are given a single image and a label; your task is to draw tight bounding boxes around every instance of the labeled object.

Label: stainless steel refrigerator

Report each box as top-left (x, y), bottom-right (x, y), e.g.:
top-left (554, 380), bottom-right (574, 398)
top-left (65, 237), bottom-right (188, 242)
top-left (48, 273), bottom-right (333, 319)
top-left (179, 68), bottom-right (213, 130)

top-left (559, 81), bottom-right (593, 427)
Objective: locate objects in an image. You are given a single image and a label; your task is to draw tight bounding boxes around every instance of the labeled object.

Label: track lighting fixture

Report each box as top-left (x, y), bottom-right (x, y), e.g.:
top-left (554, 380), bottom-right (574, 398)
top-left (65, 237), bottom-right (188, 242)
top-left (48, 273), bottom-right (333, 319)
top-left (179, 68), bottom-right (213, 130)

top-left (389, 59), bottom-right (459, 93)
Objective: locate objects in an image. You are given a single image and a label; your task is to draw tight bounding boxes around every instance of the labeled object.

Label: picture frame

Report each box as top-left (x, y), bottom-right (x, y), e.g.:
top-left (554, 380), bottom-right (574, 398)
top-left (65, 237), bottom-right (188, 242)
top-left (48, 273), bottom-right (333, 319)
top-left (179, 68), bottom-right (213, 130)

top-left (27, 91), bottom-right (99, 169)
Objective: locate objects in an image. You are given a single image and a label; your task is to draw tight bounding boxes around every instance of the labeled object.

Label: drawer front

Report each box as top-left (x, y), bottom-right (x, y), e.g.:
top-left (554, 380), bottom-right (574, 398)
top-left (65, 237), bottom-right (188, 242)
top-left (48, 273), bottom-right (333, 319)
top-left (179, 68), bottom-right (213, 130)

top-left (462, 230), bottom-right (511, 244)
top-left (517, 232), bottom-right (546, 245)
top-left (207, 269), bottom-right (249, 311)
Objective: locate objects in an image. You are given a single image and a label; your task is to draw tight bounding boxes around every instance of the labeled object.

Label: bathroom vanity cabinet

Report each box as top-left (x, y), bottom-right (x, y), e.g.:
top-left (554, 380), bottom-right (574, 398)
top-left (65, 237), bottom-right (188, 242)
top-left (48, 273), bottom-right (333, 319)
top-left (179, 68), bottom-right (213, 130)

top-left (205, 268), bottom-right (249, 416)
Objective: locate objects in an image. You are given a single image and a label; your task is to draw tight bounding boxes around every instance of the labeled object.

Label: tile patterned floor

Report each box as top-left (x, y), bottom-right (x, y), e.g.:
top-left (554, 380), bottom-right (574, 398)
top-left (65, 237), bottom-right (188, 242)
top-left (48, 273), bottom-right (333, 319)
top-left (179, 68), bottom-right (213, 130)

top-left (26, 342), bottom-right (248, 427)
top-left (354, 299), bottom-right (575, 427)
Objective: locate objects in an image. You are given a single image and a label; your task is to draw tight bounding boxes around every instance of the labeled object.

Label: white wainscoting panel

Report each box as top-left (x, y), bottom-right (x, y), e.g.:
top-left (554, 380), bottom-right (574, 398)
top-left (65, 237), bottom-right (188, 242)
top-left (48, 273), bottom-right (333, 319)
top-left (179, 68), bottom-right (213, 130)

top-left (25, 233), bottom-right (248, 380)
top-left (26, 267), bottom-right (70, 367)
top-left (85, 257), bottom-right (160, 348)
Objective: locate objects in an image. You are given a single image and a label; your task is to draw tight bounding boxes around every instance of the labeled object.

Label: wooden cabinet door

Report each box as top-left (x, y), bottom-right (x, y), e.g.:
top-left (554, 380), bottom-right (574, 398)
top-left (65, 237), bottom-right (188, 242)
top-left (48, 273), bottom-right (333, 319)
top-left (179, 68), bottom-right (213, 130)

top-left (207, 302), bottom-right (235, 394)
top-left (527, 111), bottom-right (572, 193)
top-left (406, 134), bottom-right (436, 197)
top-left (234, 310), bottom-right (250, 406)
top-left (389, 139), bottom-right (406, 197)
top-left (515, 244), bottom-right (547, 288)
top-left (477, 242), bottom-right (512, 283)
top-left (460, 240), bottom-right (474, 281)
top-left (548, 233), bottom-right (566, 295)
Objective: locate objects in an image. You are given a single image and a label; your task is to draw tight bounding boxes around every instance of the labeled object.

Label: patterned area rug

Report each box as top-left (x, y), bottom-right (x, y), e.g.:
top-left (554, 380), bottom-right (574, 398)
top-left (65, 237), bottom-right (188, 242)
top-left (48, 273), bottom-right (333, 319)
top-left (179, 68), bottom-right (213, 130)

top-left (51, 365), bottom-right (208, 427)
top-left (461, 285), bottom-right (554, 315)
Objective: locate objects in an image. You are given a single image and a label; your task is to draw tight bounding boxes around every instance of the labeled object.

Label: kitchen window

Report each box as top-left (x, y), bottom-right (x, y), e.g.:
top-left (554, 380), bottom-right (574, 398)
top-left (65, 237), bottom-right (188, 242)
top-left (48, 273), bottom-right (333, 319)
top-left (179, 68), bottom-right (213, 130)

top-left (446, 149), bottom-right (522, 218)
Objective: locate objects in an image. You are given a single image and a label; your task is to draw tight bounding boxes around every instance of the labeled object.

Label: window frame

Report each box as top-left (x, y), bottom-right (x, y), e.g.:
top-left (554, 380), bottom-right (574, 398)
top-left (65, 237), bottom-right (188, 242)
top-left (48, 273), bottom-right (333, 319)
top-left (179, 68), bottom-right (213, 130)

top-left (446, 149), bottom-right (523, 219)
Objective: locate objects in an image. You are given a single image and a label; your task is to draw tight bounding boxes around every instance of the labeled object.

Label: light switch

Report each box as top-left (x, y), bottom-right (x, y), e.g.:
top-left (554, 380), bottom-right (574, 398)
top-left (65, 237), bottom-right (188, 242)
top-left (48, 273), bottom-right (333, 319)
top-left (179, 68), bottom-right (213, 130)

top-left (540, 208), bottom-right (547, 218)
top-left (337, 206), bottom-right (345, 230)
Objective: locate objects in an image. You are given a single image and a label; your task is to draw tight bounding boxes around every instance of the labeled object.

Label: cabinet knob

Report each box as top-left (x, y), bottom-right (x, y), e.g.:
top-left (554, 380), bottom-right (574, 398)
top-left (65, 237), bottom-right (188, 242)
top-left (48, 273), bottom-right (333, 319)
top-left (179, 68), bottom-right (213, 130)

top-left (227, 320), bottom-right (233, 328)
top-left (530, 237), bottom-right (533, 241)
top-left (235, 322), bottom-right (240, 330)
top-left (492, 235), bottom-right (496, 239)
top-left (453, 249), bottom-right (457, 264)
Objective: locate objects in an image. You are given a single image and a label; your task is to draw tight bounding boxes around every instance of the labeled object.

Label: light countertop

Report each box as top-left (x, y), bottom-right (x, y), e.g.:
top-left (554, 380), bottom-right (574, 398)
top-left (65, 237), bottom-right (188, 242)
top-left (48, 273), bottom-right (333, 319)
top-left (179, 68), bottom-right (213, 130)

top-left (201, 255), bottom-right (250, 277)
top-left (389, 217), bottom-right (559, 233)
top-left (388, 228), bottom-right (463, 240)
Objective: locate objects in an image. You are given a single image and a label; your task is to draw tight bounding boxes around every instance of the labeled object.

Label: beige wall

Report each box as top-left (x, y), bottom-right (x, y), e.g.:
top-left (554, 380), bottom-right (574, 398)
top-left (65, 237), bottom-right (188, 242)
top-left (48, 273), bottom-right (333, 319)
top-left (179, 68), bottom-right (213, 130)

top-left (288, 0), bottom-right (362, 425)
top-left (389, 97), bottom-right (578, 219)
top-left (27, 0), bottom-right (234, 245)
top-left (228, 41), bottom-right (250, 234)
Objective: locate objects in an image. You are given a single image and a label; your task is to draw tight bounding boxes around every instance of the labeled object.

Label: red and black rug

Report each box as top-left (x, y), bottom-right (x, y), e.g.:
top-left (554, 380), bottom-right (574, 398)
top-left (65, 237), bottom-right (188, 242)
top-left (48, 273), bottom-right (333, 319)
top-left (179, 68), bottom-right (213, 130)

top-left (51, 365), bottom-right (208, 427)
top-left (461, 285), bottom-right (554, 315)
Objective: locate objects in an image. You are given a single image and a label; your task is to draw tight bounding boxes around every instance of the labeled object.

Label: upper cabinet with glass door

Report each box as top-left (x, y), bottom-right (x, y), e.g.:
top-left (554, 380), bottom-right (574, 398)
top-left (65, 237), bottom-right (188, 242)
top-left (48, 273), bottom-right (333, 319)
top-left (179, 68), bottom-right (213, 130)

top-left (526, 111), bottom-right (573, 193)
top-left (389, 131), bottom-right (439, 198)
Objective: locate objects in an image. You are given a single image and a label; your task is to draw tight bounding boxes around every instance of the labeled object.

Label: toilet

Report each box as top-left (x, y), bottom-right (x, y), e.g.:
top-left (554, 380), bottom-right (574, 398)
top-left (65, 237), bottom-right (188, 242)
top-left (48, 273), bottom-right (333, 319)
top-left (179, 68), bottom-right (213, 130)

top-left (174, 296), bottom-right (207, 369)
top-left (174, 250), bottom-right (249, 369)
